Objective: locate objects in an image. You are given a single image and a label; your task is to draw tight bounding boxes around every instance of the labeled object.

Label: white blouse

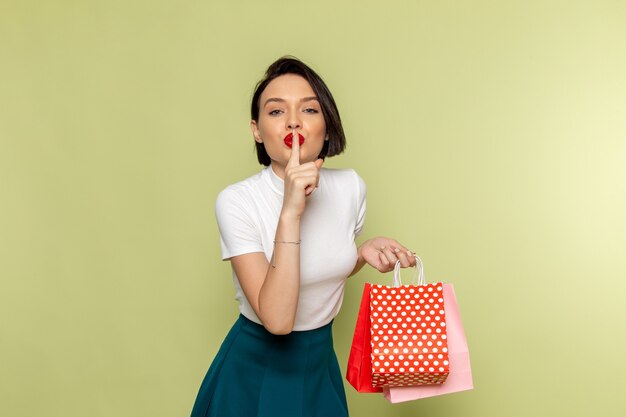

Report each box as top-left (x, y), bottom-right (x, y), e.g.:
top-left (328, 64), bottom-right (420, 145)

top-left (215, 166), bottom-right (366, 330)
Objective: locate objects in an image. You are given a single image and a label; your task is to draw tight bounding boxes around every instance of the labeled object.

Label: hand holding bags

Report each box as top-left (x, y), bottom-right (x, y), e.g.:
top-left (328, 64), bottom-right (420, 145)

top-left (346, 256), bottom-right (473, 402)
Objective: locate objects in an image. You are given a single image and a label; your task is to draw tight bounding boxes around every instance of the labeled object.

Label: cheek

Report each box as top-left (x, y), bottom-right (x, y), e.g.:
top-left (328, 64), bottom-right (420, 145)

top-left (257, 122), bottom-right (282, 144)
top-left (311, 118), bottom-right (327, 136)
top-left (318, 117), bottom-right (327, 134)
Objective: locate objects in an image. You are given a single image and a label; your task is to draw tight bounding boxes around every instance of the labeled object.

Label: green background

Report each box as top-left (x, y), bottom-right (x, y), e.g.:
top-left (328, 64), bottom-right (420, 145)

top-left (2, 1), bottom-right (625, 416)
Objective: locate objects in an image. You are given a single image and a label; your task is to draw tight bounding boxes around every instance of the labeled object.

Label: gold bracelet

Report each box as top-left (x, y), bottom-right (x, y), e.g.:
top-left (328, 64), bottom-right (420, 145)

top-left (271, 240), bottom-right (300, 268)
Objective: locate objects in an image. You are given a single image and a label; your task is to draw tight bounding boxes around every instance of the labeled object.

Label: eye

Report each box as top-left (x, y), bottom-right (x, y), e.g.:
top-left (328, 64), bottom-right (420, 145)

top-left (304, 108), bottom-right (320, 114)
top-left (268, 109), bottom-right (283, 116)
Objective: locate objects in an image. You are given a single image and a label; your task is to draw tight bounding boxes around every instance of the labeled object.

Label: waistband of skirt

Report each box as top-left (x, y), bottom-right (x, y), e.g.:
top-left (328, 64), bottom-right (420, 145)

top-left (237, 314), bottom-right (334, 342)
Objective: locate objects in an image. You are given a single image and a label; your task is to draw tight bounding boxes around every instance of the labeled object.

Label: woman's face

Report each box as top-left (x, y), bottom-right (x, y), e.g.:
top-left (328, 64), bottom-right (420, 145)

top-left (251, 74), bottom-right (327, 176)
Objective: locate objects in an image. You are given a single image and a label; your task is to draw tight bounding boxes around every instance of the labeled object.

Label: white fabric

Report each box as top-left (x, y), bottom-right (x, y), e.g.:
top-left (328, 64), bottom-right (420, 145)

top-left (215, 166), bottom-right (366, 331)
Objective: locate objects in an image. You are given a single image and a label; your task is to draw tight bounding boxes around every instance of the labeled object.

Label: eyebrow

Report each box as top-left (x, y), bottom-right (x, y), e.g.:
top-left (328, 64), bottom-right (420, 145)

top-left (263, 96), bottom-right (319, 107)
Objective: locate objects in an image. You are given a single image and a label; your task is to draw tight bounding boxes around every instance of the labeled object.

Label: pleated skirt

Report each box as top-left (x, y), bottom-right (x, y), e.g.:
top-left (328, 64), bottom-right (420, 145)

top-left (190, 314), bottom-right (349, 417)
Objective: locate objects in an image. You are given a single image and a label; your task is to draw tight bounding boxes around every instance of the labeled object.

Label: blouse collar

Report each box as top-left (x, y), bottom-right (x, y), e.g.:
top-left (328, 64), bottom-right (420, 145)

top-left (266, 165), bottom-right (284, 195)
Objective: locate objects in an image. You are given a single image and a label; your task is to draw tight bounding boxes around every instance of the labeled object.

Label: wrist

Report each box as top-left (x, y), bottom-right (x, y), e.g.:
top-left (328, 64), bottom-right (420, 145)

top-left (356, 243), bottom-right (365, 262)
top-left (279, 209), bottom-right (301, 222)
top-left (358, 239), bottom-right (374, 258)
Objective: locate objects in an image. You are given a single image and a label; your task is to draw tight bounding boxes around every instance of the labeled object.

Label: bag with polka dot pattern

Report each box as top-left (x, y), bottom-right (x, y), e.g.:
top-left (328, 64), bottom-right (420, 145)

top-left (383, 259), bottom-right (474, 402)
top-left (347, 257), bottom-right (473, 399)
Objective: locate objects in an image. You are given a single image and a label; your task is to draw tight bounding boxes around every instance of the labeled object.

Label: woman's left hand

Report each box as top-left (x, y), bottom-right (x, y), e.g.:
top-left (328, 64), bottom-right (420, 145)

top-left (357, 236), bottom-right (416, 273)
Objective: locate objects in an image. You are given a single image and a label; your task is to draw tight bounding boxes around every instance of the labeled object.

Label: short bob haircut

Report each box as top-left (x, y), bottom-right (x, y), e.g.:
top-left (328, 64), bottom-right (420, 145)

top-left (251, 56), bottom-right (346, 166)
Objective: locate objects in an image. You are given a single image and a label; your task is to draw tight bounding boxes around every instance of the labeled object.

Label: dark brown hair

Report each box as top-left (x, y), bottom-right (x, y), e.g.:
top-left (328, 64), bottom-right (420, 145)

top-left (251, 56), bottom-right (346, 166)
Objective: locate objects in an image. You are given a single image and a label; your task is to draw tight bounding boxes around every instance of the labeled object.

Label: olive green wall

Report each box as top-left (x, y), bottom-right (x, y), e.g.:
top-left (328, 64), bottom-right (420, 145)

top-left (1, 1), bottom-right (625, 416)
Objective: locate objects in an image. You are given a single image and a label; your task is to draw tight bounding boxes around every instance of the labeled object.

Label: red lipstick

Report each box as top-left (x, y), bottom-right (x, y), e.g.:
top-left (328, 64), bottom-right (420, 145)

top-left (284, 132), bottom-right (305, 148)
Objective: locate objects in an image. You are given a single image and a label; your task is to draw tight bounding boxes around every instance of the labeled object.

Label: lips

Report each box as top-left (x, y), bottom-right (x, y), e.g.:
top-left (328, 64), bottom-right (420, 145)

top-left (283, 132), bottom-right (305, 148)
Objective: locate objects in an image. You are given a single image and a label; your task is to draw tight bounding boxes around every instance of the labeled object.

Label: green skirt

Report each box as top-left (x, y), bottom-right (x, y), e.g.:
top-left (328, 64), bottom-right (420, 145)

top-left (190, 314), bottom-right (349, 417)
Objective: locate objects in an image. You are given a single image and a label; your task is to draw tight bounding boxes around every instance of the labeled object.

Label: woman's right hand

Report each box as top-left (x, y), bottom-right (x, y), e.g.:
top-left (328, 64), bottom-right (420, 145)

top-left (282, 129), bottom-right (323, 218)
top-left (233, 130), bottom-right (318, 335)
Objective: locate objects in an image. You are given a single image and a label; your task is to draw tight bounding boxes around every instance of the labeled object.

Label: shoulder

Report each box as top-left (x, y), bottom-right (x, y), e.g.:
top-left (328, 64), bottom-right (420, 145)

top-left (321, 168), bottom-right (366, 195)
top-left (321, 167), bottom-right (365, 185)
top-left (216, 170), bottom-right (266, 206)
top-left (215, 171), bottom-right (266, 213)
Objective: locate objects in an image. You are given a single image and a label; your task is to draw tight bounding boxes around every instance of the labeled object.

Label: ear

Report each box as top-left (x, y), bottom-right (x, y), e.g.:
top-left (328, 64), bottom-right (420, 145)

top-left (250, 120), bottom-right (262, 143)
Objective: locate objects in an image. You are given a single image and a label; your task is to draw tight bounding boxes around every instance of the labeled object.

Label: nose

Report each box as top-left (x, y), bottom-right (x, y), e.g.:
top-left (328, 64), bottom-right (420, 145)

top-left (287, 111), bottom-right (302, 130)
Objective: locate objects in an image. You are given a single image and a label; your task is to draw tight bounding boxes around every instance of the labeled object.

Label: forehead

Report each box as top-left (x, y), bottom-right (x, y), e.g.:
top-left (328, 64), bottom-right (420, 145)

top-left (261, 74), bottom-right (316, 99)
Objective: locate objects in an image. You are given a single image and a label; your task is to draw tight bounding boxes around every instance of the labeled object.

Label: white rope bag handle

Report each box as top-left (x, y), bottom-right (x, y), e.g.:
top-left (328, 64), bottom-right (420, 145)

top-left (392, 255), bottom-right (425, 287)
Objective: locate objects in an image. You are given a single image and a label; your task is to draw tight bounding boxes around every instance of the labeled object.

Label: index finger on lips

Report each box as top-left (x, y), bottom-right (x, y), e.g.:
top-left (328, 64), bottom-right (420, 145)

top-left (287, 129), bottom-right (300, 168)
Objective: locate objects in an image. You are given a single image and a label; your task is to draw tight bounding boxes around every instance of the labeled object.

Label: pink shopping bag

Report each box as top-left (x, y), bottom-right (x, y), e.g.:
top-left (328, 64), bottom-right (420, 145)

top-left (383, 283), bottom-right (473, 402)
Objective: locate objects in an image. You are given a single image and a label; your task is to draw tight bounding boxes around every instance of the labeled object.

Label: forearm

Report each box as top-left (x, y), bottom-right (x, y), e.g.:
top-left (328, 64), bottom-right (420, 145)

top-left (257, 212), bottom-right (301, 334)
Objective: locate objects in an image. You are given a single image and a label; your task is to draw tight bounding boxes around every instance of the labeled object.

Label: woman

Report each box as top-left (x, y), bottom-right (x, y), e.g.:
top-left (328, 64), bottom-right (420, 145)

top-left (190, 57), bottom-right (416, 417)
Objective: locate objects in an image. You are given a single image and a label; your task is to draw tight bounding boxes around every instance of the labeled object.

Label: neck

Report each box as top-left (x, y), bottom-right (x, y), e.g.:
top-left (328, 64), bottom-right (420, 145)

top-left (270, 162), bottom-right (286, 180)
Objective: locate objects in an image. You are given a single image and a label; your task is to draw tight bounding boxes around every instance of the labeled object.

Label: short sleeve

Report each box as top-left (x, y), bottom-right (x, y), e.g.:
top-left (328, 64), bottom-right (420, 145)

top-left (215, 188), bottom-right (264, 260)
top-left (354, 171), bottom-right (367, 237)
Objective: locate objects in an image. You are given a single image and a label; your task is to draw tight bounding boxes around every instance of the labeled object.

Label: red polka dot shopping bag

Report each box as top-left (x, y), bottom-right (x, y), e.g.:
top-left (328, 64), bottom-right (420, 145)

top-left (346, 257), bottom-right (473, 401)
